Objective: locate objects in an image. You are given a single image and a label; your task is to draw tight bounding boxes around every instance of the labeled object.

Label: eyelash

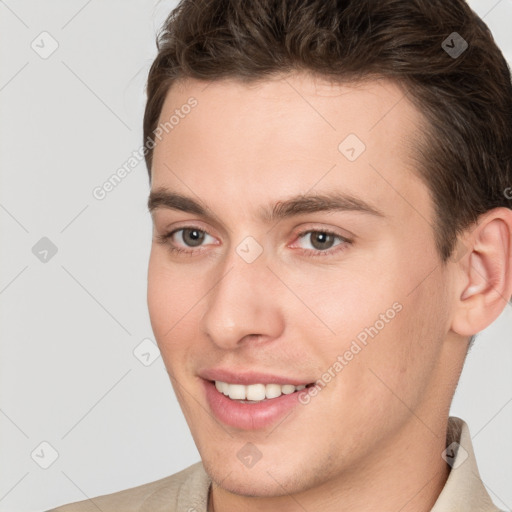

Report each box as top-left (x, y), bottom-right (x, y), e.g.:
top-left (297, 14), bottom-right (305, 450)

top-left (156, 226), bottom-right (352, 258)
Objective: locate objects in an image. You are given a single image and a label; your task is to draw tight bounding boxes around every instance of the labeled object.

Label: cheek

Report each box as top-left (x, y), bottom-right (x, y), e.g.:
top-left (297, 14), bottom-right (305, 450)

top-left (281, 262), bottom-right (394, 349)
top-left (147, 262), bottom-right (202, 409)
top-left (295, 247), bottom-right (441, 395)
top-left (147, 254), bottom-right (172, 334)
top-left (348, 271), bottom-right (448, 416)
top-left (147, 252), bottom-right (200, 356)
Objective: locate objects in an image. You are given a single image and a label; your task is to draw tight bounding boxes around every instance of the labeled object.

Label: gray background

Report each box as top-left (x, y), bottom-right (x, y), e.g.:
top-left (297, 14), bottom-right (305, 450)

top-left (0, 1), bottom-right (511, 511)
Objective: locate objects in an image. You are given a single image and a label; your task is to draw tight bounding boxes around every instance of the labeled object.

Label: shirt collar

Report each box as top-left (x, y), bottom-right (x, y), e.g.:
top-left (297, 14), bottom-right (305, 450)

top-left (430, 416), bottom-right (500, 511)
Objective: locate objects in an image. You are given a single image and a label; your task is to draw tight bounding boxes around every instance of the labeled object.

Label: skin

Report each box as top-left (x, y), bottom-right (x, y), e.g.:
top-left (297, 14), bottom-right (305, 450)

top-left (147, 72), bottom-right (512, 512)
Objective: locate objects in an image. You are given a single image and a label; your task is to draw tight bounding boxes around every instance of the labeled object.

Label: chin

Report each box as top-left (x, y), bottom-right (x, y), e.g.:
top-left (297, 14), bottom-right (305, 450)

top-left (202, 457), bottom-right (309, 498)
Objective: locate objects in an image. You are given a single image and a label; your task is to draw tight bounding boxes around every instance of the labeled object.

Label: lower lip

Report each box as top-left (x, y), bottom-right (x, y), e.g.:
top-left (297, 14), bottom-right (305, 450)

top-left (202, 379), bottom-right (307, 430)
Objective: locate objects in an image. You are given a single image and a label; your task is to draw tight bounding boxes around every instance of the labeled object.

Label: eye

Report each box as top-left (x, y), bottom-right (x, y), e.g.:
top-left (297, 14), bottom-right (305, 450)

top-left (293, 229), bottom-right (351, 257)
top-left (156, 227), bottom-right (216, 255)
top-left (174, 228), bottom-right (213, 247)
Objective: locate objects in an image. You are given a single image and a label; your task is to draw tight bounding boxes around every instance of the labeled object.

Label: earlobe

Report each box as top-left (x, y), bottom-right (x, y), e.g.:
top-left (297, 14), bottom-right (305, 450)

top-left (451, 208), bottom-right (512, 337)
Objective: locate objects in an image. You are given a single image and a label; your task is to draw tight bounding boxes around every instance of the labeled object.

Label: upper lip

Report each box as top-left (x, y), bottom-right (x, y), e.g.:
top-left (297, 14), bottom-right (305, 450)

top-left (199, 368), bottom-right (314, 386)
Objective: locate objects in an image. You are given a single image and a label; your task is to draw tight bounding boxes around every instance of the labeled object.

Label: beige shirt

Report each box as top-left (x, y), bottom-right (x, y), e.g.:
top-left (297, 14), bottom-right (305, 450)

top-left (48, 417), bottom-right (502, 512)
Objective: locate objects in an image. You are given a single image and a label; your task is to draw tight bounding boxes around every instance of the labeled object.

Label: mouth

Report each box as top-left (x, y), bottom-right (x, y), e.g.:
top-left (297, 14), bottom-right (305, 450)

top-left (212, 380), bottom-right (315, 403)
top-left (201, 377), bottom-right (317, 430)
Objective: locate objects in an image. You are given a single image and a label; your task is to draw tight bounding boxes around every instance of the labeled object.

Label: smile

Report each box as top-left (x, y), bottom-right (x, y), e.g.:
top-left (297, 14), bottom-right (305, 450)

top-left (214, 380), bottom-right (308, 402)
top-left (202, 378), bottom-right (316, 429)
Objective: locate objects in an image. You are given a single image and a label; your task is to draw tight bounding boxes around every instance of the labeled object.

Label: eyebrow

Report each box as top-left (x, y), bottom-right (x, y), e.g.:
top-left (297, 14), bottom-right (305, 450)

top-left (147, 188), bottom-right (385, 224)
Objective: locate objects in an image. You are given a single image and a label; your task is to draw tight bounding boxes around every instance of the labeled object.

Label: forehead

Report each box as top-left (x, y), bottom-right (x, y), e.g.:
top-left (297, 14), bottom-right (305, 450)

top-left (151, 73), bottom-right (431, 227)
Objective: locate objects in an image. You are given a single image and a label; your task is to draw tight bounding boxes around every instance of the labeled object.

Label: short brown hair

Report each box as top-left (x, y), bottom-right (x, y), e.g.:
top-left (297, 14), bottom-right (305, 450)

top-left (143, 0), bottom-right (512, 267)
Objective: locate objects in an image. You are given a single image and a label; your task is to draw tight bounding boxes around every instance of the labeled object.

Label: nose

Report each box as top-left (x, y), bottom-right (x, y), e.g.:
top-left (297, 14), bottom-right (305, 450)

top-left (200, 244), bottom-right (285, 350)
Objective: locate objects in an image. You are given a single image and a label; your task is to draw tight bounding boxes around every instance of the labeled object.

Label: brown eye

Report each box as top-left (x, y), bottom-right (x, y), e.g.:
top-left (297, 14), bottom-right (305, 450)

top-left (308, 232), bottom-right (336, 250)
top-left (156, 225), bottom-right (218, 256)
top-left (180, 228), bottom-right (206, 247)
top-left (297, 231), bottom-right (341, 251)
top-left (293, 229), bottom-right (351, 258)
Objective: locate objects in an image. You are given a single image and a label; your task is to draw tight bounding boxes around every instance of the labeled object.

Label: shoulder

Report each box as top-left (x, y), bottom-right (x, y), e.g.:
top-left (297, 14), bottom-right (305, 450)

top-left (46, 461), bottom-right (210, 512)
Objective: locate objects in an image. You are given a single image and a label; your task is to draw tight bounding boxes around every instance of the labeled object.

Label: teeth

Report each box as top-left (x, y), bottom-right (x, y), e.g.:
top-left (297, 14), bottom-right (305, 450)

top-left (281, 384), bottom-right (296, 395)
top-left (215, 381), bottom-right (307, 401)
top-left (246, 383), bottom-right (266, 401)
top-left (228, 384), bottom-right (245, 400)
top-left (265, 383), bottom-right (282, 399)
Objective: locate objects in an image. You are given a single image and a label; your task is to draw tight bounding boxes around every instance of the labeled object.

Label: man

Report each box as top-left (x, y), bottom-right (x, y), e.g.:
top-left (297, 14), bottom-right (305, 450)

top-left (50, 0), bottom-right (512, 510)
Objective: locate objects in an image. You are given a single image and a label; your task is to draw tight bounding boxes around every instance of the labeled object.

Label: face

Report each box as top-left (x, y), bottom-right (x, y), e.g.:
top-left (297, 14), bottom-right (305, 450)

top-left (147, 73), bottom-right (459, 498)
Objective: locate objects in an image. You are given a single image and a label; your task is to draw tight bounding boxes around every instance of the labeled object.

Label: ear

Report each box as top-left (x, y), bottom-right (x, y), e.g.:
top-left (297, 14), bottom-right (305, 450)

top-left (450, 207), bottom-right (512, 337)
